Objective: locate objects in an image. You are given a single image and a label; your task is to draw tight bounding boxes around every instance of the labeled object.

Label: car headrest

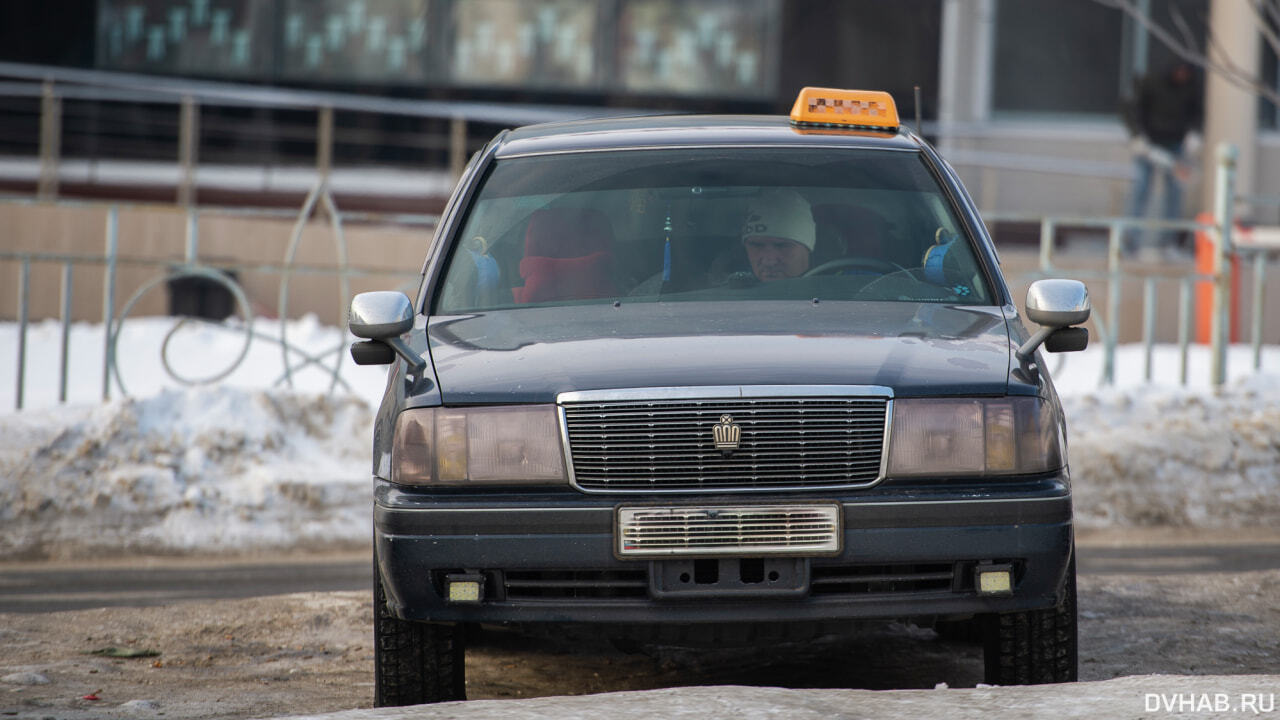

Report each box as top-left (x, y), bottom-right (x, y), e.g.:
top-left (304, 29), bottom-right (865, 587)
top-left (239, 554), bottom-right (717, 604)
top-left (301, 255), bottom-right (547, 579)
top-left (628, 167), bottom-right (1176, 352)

top-left (524, 208), bottom-right (614, 258)
top-left (811, 204), bottom-right (891, 258)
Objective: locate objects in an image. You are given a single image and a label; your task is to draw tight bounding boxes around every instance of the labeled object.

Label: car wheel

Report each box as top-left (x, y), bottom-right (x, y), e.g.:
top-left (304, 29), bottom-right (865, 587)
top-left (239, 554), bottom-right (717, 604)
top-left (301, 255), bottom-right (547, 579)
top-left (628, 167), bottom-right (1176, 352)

top-left (981, 557), bottom-right (1078, 685)
top-left (373, 555), bottom-right (466, 706)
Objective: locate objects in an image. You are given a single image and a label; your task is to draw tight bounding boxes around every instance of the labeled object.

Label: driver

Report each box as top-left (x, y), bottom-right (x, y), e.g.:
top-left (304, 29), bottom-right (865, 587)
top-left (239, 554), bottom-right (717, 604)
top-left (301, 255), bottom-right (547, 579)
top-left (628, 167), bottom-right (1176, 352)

top-left (740, 189), bottom-right (816, 282)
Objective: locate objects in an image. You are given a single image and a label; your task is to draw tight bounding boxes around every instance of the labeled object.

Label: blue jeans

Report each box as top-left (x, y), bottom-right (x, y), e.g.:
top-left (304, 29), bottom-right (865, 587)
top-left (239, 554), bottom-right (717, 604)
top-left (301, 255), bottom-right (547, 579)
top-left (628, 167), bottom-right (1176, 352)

top-left (1126, 149), bottom-right (1183, 252)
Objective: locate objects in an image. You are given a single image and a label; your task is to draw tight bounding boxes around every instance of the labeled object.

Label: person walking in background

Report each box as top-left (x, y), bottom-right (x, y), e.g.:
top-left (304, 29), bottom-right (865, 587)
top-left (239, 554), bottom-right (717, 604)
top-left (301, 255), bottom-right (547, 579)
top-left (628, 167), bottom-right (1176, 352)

top-left (1123, 62), bottom-right (1202, 258)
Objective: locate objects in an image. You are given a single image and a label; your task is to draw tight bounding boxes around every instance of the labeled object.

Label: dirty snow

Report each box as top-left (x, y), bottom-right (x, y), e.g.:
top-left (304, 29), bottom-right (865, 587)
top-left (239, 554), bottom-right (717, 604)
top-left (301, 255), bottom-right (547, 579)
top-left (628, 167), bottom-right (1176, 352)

top-left (0, 386), bottom-right (372, 558)
top-left (1066, 375), bottom-right (1280, 528)
top-left (269, 679), bottom-right (1280, 720)
top-left (1, 316), bottom-right (1278, 557)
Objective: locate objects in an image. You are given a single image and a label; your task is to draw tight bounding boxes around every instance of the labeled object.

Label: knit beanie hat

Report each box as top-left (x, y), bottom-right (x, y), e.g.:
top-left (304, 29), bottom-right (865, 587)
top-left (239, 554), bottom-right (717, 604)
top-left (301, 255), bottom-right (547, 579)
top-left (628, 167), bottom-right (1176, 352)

top-left (741, 189), bottom-right (816, 251)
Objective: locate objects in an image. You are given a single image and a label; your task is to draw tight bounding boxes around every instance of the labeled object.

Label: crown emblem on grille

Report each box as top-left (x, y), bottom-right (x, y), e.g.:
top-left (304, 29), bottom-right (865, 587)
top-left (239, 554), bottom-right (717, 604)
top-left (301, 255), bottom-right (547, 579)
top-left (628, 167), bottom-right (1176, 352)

top-left (712, 414), bottom-right (741, 455)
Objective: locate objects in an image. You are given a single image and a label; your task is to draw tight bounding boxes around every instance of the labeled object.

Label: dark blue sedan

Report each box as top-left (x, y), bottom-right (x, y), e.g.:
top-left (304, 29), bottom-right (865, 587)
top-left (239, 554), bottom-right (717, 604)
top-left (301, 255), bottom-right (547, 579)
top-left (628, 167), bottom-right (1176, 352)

top-left (350, 88), bottom-right (1092, 705)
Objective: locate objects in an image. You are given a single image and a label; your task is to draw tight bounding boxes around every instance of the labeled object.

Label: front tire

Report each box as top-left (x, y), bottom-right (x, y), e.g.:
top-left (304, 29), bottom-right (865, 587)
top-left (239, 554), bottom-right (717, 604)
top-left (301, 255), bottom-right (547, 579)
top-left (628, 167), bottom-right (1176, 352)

top-left (981, 558), bottom-right (1078, 685)
top-left (373, 555), bottom-right (466, 706)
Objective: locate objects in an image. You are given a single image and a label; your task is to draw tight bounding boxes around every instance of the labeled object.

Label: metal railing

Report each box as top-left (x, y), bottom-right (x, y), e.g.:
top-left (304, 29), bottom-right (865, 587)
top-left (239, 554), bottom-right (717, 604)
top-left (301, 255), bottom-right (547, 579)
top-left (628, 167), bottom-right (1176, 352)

top-left (4, 195), bottom-right (426, 411)
top-left (992, 144), bottom-right (1277, 388)
top-left (0, 61), bottom-right (628, 203)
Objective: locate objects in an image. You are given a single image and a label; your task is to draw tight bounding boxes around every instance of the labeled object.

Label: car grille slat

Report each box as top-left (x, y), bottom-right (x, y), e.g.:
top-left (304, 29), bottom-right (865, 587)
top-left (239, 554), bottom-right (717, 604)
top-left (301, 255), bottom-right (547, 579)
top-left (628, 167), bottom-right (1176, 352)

top-left (564, 395), bottom-right (889, 492)
top-left (617, 505), bottom-right (841, 556)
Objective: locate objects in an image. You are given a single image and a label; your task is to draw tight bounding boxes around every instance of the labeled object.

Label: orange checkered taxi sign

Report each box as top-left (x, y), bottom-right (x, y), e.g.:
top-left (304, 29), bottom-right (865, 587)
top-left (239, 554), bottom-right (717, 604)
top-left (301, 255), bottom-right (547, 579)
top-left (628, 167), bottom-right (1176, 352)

top-left (789, 87), bottom-right (899, 130)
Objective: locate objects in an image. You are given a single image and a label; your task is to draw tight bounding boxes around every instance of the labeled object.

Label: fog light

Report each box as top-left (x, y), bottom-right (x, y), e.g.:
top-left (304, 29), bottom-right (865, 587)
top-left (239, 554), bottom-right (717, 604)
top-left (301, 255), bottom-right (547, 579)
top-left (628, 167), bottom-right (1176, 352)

top-left (445, 573), bottom-right (485, 603)
top-left (976, 565), bottom-right (1014, 596)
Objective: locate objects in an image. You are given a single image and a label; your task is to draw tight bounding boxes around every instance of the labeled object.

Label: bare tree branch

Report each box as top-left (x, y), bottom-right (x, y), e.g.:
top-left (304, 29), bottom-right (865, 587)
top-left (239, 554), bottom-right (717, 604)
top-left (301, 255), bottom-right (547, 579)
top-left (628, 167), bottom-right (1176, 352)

top-left (1248, 0), bottom-right (1280, 71)
top-left (1262, 0), bottom-right (1280, 38)
top-left (1169, 4), bottom-right (1199, 53)
top-left (1094, 0), bottom-right (1280, 110)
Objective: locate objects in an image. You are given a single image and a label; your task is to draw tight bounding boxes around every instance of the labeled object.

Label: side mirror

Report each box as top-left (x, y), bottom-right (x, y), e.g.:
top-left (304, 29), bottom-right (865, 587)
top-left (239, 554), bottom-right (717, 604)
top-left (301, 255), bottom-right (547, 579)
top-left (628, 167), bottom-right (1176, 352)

top-left (349, 291), bottom-right (414, 340)
top-left (348, 291), bottom-right (426, 375)
top-left (1025, 279), bottom-right (1091, 328)
top-left (1017, 279), bottom-right (1091, 363)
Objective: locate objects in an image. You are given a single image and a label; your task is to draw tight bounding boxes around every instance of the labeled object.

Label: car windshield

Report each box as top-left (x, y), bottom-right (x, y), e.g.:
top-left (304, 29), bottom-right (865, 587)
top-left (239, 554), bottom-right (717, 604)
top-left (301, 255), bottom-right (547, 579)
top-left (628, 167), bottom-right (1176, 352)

top-left (434, 146), bottom-right (994, 313)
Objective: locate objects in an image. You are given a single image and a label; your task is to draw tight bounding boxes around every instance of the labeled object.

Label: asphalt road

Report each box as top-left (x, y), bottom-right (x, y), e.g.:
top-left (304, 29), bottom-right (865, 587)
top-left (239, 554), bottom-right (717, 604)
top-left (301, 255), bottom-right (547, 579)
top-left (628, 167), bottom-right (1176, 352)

top-left (3, 530), bottom-right (1280, 614)
top-left (0, 553), bottom-right (369, 613)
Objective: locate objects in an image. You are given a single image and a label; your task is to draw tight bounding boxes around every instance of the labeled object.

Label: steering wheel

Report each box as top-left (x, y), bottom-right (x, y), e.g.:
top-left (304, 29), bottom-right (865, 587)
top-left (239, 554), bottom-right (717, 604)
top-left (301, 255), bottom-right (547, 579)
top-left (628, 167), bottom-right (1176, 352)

top-left (803, 256), bottom-right (908, 277)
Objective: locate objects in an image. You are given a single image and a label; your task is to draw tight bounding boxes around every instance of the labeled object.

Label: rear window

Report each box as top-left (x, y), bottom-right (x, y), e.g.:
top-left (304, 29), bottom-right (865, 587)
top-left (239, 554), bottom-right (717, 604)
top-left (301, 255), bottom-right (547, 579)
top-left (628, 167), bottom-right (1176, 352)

top-left (434, 147), bottom-right (993, 314)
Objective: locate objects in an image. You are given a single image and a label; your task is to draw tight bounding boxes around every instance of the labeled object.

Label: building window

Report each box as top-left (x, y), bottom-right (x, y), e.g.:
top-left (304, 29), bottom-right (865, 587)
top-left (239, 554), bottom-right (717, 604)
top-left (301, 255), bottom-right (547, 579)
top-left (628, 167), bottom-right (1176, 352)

top-left (280, 0), bottom-right (433, 83)
top-left (98, 0), bottom-right (275, 77)
top-left (992, 0), bottom-right (1124, 116)
top-left (616, 0), bottom-right (778, 98)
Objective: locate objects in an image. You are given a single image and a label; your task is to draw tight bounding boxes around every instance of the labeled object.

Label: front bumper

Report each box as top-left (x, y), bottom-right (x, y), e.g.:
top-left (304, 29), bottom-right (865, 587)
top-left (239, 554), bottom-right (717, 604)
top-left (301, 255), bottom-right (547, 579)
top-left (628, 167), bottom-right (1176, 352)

top-left (374, 476), bottom-right (1073, 624)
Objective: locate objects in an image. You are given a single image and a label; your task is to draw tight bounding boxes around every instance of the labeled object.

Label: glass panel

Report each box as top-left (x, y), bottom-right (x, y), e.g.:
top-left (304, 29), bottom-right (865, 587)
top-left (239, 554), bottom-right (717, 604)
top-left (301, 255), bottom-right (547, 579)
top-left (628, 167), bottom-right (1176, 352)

top-left (279, 0), bottom-right (432, 82)
top-left (434, 147), bottom-right (994, 313)
top-left (993, 0), bottom-right (1123, 115)
top-left (97, 0), bottom-right (275, 77)
top-left (450, 0), bottom-right (599, 89)
top-left (616, 0), bottom-right (777, 98)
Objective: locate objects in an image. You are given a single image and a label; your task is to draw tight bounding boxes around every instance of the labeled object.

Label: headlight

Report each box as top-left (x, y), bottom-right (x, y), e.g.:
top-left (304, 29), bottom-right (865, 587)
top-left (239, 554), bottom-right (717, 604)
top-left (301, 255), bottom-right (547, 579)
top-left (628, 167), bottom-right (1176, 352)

top-left (392, 406), bottom-right (567, 486)
top-left (887, 397), bottom-right (1063, 477)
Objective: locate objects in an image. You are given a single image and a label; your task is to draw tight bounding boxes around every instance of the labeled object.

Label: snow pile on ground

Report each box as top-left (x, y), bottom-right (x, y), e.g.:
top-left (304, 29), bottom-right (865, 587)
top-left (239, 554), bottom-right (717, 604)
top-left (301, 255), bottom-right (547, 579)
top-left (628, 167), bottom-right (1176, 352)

top-left (0, 386), bottom-right (372, 559)
top-left (274, 677), bottom-right (1280, 720)
top-left (1067, 373), bottom-right (1280, 528)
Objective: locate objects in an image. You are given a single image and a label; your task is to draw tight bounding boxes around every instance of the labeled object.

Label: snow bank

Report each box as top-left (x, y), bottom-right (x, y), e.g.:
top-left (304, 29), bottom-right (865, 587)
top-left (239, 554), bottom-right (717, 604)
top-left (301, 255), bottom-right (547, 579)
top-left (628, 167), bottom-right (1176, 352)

top-left (0, 386), bottom-right (372, 559)
top-left (1067, 374), bottom-right (1280, 528)
top-left (271, 677), bottom-right (1280, 720)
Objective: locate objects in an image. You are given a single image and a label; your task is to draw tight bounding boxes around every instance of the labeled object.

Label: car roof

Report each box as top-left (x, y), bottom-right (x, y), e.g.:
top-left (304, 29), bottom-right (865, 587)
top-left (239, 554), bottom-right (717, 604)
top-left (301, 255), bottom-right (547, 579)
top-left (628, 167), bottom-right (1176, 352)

top-left (494, 114), bottom-right (924, 158)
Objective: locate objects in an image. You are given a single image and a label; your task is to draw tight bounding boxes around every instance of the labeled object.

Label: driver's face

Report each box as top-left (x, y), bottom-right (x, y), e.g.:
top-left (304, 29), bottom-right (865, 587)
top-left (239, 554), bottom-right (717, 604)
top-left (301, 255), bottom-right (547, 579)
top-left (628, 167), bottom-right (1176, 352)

top-left (744, 236), bottom-right (810, 282)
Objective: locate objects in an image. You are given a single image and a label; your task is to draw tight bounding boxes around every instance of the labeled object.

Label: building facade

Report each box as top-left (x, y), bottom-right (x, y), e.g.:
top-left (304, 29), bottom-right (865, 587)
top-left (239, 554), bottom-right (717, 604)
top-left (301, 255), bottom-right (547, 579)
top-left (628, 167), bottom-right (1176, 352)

top-left (1, 0), bottom-right (1276, 221)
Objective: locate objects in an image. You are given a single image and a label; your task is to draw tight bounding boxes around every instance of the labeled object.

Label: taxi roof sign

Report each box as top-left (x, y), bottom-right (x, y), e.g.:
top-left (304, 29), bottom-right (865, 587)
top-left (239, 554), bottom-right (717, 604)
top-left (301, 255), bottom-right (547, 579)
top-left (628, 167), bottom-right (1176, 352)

top-left (790, 87), bottom-right (899, 130)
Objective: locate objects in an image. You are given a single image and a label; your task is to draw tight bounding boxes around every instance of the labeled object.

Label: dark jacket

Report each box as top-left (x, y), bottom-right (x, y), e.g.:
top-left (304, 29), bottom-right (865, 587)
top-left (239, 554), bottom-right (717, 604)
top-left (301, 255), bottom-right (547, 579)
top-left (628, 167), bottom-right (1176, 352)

top-left (1124, 69), bottom-right (1202, 151)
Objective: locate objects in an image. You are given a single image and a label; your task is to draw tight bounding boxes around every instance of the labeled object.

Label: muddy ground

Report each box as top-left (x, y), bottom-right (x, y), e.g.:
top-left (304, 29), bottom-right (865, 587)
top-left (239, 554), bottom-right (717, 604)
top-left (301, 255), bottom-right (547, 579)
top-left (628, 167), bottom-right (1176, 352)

top-left (2, 530), bottom-right (1279, 719)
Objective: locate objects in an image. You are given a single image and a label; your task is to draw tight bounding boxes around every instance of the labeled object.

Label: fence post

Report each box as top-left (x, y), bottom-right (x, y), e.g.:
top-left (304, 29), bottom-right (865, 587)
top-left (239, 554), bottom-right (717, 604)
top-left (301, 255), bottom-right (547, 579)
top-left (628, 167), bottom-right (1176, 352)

top-left (1104, 221), bottom-right (1123, 386)
top-left (15, 259), bottom-right (30, 411)
top-left (317, 106), bottom-right (334, 185)
top-left (1038, 218), bottom-right (1054, 272)
top-left (1142, 277), bottom-right (1156, 381)
top-left (450, 116), bottom-right (467, 181)
top-left (103, 207), bottom-right (118, 401)
top-left (59, 262), bottom-right (73, 404)
top-left (178, 96), bottom-right (200, 206)
top-left (1211, 143), bottom-right (1237, 387)
top-left (38, 79), bottom-right (61, 201)
top-left (1252, 253), bottom-right (1266, 370)
top-left (1177, 276), bottom-right (1192, 386)
top-left (185, 206), bottom-right (199, 263)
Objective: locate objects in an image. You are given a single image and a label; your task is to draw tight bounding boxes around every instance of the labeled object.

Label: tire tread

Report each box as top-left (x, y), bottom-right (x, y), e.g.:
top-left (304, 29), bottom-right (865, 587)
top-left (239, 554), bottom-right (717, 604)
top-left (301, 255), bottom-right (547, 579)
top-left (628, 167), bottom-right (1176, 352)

top-left (374, 558), bottom-right (465, 706)
top-left (982, 560), bottom-right (1078, 685)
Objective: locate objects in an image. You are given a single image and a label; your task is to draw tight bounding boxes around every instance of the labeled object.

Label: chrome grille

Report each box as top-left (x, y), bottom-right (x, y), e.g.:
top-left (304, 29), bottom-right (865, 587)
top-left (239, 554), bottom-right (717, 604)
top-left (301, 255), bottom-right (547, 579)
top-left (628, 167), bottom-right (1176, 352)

top-left (617, 504), bottom-right (841, 556)
top-left (562, 393), bottom-right (890, 492)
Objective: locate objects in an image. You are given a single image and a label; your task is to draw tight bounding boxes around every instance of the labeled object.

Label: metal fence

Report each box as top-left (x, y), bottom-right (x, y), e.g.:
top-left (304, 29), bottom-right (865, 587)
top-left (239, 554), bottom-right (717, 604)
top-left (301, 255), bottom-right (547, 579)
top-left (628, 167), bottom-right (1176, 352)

top-left (0, 61), bottom-right (620, 204)
top-left (4, 196), bottom-right (425, 411)
top-left (990, 145), bottom-right (1278, 389)
top-left (0, 62), bottom-right (606, 412)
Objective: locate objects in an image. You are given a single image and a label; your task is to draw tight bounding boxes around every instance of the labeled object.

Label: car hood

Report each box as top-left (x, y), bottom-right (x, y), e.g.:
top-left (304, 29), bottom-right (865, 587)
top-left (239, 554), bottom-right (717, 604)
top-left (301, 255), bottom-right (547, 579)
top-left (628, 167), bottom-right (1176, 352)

top-left (426, 301), bottom-right (1013, 405)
